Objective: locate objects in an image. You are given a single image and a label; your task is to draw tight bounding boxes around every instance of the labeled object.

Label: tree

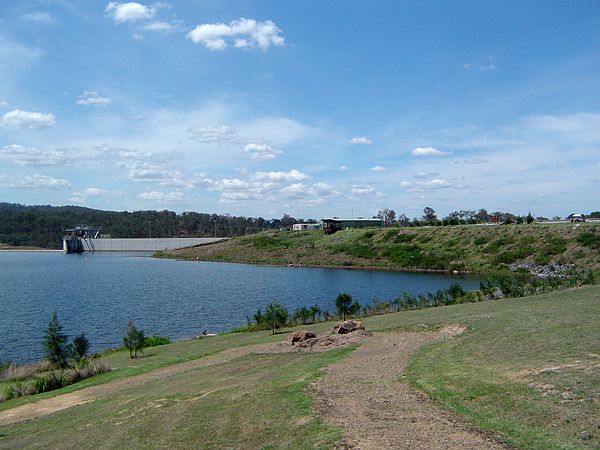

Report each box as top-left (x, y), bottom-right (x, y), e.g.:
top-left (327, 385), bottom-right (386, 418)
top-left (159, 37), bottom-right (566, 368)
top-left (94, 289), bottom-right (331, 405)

top-left (123, 321), bottom-right (145, 358)
top-left (422, 207), bottom-right (437, 224)
top-left (475, 208), bottom-right (490, 223)
top-left (447, 282), bottom-right (466, 301)
top-left (264, 302), bottom-right (288, 334)
top-left (309, 304), bottom-right (321, 323)
top-left (526, 212), bottom-right (534, 224)
top-left (253, 309), bottom-right (263, 326)
top-left (335, 293), bottom-right (360, 320)
top-left (43, 313), bottom-right (69, 368)
top-left (376, 209), bottom-right (396, 227)
top-left (70, 332), bottom-right (90, 364)
top-left (293, 306), bottom-right (310, 325)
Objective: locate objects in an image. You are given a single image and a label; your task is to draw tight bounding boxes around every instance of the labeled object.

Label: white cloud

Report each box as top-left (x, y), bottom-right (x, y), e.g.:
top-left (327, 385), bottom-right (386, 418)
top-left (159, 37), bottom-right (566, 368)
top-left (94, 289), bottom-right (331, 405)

top-left (0, 174), bottom-right (70, 189)
top-left (369, 165), bottom-right (386, 172)
top-left (351, 185), bottom-right (375, 195)
top-left (21, 12), bottom-right (55, 24)
top-left (186, 18), bottom-right (284, 51)
top-left (253, 169), bottom-right (308, 182)
top-left (243, 143), bottom-right (282, 160)
top-left (348, 136), bottom-right (372, 145)
top-left (142, 21), bottom-right (182, 32)
top-left (462, 158), bottom-right (489, 164)
top-left (83, 187), bottom-right (107, 196)
top-left (138, 190), bottom-right (185, 202)
top-left (76, 91), bottom-right (111, 106)
top-left (189, 125), bottom-right (239, 143)
top-left (338, 165), bottom-right (349, 171)
top-left (0, 144), bottom-right (83, 166)
top-left (410, 146), bottom-right (449, 157)
top-left (1, 109), bottom-right (56, 130)
top-left (106, 2), bottom-right (156, 23)
top-left (400, 178), bottom-right (451, 192)
top-left (463, 56), bottom-right (497, 72)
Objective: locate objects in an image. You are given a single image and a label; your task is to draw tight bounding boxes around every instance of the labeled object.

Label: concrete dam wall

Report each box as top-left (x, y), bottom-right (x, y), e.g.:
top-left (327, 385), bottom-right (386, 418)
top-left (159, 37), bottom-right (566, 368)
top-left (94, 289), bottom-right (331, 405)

top-left (64, 237), bottom-right (226, 252)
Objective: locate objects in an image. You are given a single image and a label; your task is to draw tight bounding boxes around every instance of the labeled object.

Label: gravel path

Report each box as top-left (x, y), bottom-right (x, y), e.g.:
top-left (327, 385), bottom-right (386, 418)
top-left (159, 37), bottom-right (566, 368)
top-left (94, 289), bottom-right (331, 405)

top-left (308, 329), bottom-right (508, 449)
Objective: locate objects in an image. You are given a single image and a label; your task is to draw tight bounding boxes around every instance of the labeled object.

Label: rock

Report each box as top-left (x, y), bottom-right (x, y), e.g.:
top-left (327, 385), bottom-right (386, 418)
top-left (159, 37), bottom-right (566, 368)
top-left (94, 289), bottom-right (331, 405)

top-left (290, 330), bottom-right (317, 344)
top-left (334, 320), bottom-right (365, 335)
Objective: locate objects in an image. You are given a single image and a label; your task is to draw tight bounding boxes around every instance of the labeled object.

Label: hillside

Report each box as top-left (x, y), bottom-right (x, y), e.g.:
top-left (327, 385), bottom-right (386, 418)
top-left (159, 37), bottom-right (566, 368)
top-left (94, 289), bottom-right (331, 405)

top-left (163, 223), bottom-right (600, 273)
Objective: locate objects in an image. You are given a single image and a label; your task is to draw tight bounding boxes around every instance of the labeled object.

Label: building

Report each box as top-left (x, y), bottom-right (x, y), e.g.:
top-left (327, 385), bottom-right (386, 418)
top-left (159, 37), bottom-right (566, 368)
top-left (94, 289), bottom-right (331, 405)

top-left (292, 223), bottom-right (322, 231)
top-left (320, 217), bottom-right (383, 234)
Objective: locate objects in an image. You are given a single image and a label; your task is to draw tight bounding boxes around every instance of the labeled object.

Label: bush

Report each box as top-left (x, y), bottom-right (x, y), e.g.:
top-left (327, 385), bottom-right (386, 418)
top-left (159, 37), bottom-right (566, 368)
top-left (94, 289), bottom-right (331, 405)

top-left (144, 335), bottom-right (171, 347)
top-left (123, 321), bottom-right (145, 358)
top-left (576, 231), bottom-right (600, 249)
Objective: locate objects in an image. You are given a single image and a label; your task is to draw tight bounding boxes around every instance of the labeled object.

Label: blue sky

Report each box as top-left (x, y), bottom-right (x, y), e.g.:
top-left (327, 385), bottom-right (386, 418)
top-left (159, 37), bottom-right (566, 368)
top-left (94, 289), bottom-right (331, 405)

top-left (1, 1), bottom-right (599, 219)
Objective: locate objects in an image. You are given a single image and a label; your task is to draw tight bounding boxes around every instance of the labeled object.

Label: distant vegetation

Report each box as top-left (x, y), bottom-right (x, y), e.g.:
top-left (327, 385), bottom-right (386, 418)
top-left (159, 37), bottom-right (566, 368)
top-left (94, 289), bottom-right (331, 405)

top-left (0, 202), bottom-right (311, 248)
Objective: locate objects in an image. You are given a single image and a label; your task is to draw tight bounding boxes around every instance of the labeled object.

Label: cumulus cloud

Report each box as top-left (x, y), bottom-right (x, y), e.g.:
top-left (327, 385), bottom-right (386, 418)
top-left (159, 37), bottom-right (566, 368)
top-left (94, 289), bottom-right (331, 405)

top-left (189, 125), bottom-right (239, 143)
top-left (1, 109), bottom-right (56, 130)
top-left (0, 144), bottom-right (83, 166)
top-left (138, 190), bottom-right (185, 202)
top-left (369, 165), bottom-right (386, 172)
top-left (105, 2), bottom-right (157, 23)
top-left (253, 170), bottom-right (308, 182)
top-left (243, 143), bottom-right (282, 160)
top-left (0, 174), bottom-right (70, 189)
top-left (410, 146), bottom-right (449, 157)
top-left (83, 187), bottom-right (107, 196)
top-left (348, 136), bottom-right (372, 145)
top-left (76, 91), bottom-right (111, 106)
top-left (337, 165), bottom-right (349, 171)
top-left (186, 18), bottom-right (284, 51)
top-left (400, 178), bottom-right (451, 192)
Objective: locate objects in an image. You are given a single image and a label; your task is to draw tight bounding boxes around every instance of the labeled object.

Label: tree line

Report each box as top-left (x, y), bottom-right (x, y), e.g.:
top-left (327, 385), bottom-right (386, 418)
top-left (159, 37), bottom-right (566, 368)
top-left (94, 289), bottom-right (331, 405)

top-left (0, 203), bottom-right (311, 248)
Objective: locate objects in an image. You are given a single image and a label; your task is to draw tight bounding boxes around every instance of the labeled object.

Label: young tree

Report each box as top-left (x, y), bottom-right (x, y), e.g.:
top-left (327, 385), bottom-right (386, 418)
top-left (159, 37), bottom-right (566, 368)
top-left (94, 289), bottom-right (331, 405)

top-left (335, 293), bottom-right (360, 320)
top-left (71, 332), bottom-right (90, 364)
top-left (123, 321), bottom-right (145, 358)
top-left (294, 306), bottom-right (310, 325)
top-left (264, 302), bottom-right (288, 334)
top-left (526, 212), bottom-right (534, 224)
top-left (253, 309), bottom-right (264, 326)
top-left (309, 304), bottom-right (321, 323)
top-left (43, 313), bottom-right (69, 368)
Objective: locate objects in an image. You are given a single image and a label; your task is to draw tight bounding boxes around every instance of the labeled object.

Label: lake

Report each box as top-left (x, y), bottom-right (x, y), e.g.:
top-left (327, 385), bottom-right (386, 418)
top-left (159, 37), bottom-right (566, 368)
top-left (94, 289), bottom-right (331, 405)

top-left (0, 251), bottom-right (482, 363)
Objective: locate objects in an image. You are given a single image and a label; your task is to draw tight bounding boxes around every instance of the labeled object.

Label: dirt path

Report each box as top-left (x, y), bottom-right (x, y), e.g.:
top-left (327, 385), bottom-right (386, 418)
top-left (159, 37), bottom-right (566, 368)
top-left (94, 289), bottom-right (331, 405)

top-left (308, 328), bottom-right (508, 449)
top-left (0, 342), bottom-right (274, 426)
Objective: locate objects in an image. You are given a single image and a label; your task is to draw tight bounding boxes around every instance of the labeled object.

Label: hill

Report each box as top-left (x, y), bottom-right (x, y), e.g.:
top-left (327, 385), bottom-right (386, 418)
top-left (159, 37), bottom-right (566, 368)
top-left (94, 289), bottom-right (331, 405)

top-left (163, 223), bottom-right (600, 273)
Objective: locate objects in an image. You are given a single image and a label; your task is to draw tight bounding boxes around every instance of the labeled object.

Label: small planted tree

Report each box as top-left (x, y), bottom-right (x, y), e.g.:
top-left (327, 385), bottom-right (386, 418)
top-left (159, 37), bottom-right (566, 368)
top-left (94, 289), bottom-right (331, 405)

top-left (43, 313), bottom-right (69, 368)
top-left (123, 321), bottom-right (145, 358)
top-left (335, 293), bottom-right (360, 320)
top-left (264, 302), bottom-right (288, 334)
top-left (309, 304), bottom-right (321, 323)
top-left (70, 332), bottom-right (90, 365)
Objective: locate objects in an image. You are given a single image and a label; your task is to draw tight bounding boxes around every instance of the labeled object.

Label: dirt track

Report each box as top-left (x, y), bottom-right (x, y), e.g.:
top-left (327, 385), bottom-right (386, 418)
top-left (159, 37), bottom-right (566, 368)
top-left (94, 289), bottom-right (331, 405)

top-left (308, 328), bottom-right (508, 449)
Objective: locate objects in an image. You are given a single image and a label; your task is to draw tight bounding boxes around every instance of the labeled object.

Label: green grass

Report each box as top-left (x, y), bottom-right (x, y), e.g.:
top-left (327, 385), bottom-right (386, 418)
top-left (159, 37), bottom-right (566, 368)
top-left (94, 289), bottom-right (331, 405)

top-left (165, 223), bottom-right (600, 274)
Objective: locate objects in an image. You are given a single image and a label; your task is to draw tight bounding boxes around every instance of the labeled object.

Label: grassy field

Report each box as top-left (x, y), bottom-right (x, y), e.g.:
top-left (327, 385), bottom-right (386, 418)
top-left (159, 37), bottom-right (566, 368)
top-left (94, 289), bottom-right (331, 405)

top-left (162, 223), bottom-right (600, 273)
top-left (1, 286), bottom-right (598, 448)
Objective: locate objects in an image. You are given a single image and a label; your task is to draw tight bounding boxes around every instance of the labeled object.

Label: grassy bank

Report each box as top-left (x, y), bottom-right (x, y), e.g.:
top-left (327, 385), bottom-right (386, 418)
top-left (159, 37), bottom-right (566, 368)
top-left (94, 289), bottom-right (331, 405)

top-left (161, 223), bottom-right (600, 274)
top-left (1, 286), bottom-right (598, 448)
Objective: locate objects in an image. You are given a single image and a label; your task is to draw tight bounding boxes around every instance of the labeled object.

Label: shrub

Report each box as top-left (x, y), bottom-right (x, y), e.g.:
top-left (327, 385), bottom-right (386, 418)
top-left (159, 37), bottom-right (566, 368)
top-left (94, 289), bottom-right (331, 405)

top-left (576, 231), bottom-right (600, 249)
top-left (70, 332), bottom-right (91, 365)
top-left (393, 234), bottom-right (416, 243)
top-left (144, 335), bottom-right (171, 347)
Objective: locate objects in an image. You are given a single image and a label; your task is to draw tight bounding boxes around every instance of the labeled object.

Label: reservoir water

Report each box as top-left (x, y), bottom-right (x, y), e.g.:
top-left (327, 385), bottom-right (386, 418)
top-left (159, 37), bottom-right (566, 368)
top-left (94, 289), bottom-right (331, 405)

top-left (0, 251), bottom-right (482, 363)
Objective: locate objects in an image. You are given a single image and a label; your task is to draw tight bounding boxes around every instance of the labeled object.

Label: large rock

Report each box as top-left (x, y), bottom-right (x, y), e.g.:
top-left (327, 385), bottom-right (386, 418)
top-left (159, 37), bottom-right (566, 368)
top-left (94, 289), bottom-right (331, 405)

top-left (334, 320), bottom-right (365, 335)
top-left (290, 330), bottom-right (317, 344)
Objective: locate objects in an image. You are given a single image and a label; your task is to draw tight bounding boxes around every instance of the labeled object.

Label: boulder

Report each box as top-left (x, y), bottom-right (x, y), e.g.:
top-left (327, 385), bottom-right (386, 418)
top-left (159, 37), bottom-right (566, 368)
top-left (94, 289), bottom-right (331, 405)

top-left (290, 330), bottom-right (317, 344)
top-left (334, 320), bottom-right (365, 335)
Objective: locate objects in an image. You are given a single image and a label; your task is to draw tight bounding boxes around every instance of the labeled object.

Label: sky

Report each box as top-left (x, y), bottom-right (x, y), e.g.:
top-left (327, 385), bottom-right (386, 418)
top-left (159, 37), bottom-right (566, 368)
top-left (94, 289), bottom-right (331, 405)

top-left (1, 1), bottom-right (599, 219)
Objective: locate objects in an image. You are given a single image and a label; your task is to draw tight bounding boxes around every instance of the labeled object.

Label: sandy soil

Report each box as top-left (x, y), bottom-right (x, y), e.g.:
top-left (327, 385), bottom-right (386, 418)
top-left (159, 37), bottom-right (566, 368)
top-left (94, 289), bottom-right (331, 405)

top-left (307, 326), bottom-right (509, 449)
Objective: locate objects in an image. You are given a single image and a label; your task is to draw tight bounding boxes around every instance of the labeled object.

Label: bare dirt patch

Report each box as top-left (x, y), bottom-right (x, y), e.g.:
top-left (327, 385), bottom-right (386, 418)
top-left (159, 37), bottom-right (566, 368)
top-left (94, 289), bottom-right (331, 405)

top-left (308, 329), bottom-right (509, 449)
top-left (269, 330), bottom-right (374, 353)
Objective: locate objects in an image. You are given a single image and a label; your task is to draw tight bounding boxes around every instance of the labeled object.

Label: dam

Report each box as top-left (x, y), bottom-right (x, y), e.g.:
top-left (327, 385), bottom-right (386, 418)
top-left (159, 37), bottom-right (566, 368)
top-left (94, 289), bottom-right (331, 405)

top-left (62, 225), bottom-right (225, 253)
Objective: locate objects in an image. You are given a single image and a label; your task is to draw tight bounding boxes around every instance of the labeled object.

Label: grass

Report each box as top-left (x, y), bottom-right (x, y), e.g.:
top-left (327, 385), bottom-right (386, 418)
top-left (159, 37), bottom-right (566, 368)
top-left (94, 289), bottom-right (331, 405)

top-left (163, 223), bottom-right (600, 274)
top-left (1, 286), bottom-right (598, 448)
